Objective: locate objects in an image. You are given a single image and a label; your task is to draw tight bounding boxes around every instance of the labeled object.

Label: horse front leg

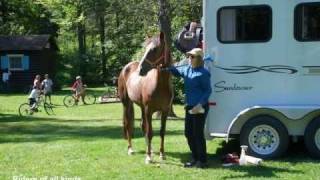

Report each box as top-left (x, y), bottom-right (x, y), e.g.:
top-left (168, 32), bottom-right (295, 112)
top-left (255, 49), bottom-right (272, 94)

top-left (141, 107), bottom-right (153, 154)
top-left (144, 107), bottom-right (153, 164)
top-left (160, 110), bottom-right (168, 161)
top-left (140, 107), bottom-right (146, 134)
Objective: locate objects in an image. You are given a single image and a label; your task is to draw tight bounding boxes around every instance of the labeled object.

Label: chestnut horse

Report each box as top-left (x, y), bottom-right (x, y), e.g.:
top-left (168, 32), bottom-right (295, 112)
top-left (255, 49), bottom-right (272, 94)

top-left (117, 32), bottom-right (173, 164)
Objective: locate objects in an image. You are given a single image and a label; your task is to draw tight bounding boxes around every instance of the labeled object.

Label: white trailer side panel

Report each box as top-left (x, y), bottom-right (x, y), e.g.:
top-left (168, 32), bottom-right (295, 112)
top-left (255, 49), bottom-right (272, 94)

top-left (204, 0), bottom-right (320, 136)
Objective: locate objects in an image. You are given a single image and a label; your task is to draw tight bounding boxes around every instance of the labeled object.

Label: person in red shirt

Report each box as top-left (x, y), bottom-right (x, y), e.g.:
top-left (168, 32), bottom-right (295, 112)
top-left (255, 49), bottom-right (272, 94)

top-left (72, 76), bottom-right (86, 105)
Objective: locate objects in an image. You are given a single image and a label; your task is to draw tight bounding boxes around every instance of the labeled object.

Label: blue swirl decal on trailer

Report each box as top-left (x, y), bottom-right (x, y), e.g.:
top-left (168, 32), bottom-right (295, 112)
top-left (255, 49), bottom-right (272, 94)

top-left (215, 65), bottom-right (298, 74)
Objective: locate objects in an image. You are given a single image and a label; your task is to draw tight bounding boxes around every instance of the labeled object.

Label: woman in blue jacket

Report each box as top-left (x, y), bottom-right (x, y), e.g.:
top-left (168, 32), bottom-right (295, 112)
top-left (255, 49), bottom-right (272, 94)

top-left (164, 48), bottom-right (212, 168)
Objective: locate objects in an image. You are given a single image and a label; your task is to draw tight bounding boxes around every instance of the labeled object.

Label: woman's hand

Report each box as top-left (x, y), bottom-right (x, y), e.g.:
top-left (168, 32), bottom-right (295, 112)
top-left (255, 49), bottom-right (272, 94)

top-left (190, 104), bottom-right (204, 114)
top-left (158, 64), bottom-right (171, 72)
top-left (157, 64), bottom-right (168, 72)
top-left (156, 64), bottom-right (163, 71)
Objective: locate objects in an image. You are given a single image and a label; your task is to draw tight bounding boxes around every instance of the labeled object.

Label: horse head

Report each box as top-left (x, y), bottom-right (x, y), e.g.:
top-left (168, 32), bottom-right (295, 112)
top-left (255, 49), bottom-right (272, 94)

top-left (139, 32), bottom-right (168, 76)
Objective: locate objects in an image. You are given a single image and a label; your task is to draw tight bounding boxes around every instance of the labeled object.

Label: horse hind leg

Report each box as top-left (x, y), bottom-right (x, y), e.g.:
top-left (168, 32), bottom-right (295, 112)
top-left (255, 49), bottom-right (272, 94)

top-left (124, 101), bottom-right (134, 155)
top-left (118, 74), bottom-right (135, 155)
top-left (121, 96), bottom-right (135, 155)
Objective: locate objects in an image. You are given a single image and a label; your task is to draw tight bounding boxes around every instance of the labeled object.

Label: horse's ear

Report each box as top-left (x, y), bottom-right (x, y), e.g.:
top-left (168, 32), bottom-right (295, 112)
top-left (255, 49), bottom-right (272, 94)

top-left (159, 32), bottom-right (165, 42)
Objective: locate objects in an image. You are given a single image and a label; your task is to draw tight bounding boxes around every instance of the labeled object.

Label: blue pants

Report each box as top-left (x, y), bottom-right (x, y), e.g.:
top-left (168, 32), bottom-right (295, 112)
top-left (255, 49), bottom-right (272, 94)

top-left (185, 104), bottom-right (209, 163)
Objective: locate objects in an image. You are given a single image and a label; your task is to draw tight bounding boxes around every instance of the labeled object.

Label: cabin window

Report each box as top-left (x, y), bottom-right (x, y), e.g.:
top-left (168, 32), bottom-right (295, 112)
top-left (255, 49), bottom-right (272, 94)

top-left (8, 55), bottom-right (23, 70)
top-left (295, 3), bottom-right (320, 41)
top-left (218, 5), bottom-right (272, 43)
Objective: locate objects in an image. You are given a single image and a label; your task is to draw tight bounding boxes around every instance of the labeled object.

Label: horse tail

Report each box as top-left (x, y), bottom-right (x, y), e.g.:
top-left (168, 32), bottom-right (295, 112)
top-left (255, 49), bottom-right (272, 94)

top-left (118, 71), bottom-right (135, 140)
top-left (117, 72), bottom-right (125, 101)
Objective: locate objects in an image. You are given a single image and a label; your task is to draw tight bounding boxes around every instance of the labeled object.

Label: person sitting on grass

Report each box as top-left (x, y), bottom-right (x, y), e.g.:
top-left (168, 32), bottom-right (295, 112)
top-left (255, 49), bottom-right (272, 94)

top-left (28, 86), bottom-right (41, 113)
top-left (71, 76), bottom-right (87, 105)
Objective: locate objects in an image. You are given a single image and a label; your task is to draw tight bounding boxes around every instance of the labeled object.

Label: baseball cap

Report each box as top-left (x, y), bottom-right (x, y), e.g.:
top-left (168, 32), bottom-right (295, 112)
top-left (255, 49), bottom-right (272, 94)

top-left (186, 48), bottom-right (203, 59)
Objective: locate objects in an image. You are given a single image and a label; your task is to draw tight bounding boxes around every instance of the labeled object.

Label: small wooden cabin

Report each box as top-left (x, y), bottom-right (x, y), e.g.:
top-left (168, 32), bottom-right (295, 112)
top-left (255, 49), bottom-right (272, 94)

top-left (0, 35), bottom-right (58, 92)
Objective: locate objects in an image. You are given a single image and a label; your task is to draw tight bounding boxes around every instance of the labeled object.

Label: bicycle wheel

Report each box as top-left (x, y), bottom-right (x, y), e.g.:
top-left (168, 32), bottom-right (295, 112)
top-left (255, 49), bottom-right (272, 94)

top-left (44, 102), bottom-right (54, 115)
top-left (19, 103), bottom-right (32, 116)
top-left (63, 95), bottom-right (76, 107)
top-left (84, 94), bottom-right (96, 105)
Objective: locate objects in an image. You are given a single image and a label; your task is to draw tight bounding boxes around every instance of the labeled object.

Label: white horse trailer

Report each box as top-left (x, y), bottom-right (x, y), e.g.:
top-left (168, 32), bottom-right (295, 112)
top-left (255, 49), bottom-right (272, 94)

top-left (203, 0), bottom-right (320, 158)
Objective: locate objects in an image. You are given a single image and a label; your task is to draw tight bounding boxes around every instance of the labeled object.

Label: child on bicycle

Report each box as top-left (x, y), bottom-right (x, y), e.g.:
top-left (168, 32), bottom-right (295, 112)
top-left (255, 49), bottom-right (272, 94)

top-left (28, 86), bottom-right (41, 112)
top-left (71, 76), bottom-right (86, 105)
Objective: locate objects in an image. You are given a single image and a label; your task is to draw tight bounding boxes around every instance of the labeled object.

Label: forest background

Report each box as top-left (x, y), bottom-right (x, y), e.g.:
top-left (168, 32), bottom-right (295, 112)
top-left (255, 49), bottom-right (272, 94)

top-left (0, 0), bottom-right (202, 103)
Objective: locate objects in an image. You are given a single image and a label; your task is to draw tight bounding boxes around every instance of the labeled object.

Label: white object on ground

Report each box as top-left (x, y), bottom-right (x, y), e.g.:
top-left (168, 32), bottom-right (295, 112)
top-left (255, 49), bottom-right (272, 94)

top-left (239, 145), bottom-right (248, 165)
top-left (145, 155), bottom-right (152, 164)
top-left (245, 155), bottom-right (263, 165)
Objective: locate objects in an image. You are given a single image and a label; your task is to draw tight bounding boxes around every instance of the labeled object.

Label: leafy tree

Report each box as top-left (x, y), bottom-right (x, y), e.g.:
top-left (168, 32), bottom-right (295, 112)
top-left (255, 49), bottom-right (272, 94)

top-left (1, 0), bottom-right (203, 102)
top-left (0, 0), bottom-right (58, 35)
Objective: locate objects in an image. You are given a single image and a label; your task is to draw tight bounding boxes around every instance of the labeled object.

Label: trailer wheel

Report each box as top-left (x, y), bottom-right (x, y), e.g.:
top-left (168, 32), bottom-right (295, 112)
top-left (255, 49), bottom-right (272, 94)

top-left (240, 116), bottom-right (289, 159)
top-left (304, 117), bottom-right (320, 158)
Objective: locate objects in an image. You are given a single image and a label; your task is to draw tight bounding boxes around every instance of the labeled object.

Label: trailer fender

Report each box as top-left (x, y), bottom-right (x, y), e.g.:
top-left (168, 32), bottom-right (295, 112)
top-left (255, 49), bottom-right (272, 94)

top-left (226, 106), bottom-right (284, 140)
top-left (226, 106), bottom-right (320, 140)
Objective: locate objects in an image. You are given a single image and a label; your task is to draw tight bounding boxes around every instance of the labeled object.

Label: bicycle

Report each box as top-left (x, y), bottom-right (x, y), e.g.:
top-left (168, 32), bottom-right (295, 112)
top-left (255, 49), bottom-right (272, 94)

top-left (98, 84), bottom-right (119, 103)
top-left (19, 95), bottom-right (54, 116)
top-left (63, 88), bottom-right (96, 107)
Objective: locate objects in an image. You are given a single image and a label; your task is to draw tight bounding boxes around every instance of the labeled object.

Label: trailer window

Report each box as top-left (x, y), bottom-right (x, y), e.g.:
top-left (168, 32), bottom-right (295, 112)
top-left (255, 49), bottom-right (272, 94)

top-left (295, 3), bottom-right (320, 41)
top-left (218, 5), bottom-right (272, 43)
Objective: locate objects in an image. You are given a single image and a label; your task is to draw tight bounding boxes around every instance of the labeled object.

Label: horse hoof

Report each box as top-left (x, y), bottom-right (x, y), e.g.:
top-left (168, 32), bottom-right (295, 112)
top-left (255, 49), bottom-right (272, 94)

top-left (145, 159), bottom-right (151, 164)
top-left (145, 156), bottom-right (152, 164)
top-left (160, 154), bottom-right (166, 161)
top-left (128, 148), bottom-right (134, 155)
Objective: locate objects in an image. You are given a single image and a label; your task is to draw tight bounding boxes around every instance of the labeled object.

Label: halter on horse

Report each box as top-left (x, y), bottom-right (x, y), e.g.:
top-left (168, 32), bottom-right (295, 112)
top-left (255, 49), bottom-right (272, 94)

top-left (117, 32), bottom-right (173, 164)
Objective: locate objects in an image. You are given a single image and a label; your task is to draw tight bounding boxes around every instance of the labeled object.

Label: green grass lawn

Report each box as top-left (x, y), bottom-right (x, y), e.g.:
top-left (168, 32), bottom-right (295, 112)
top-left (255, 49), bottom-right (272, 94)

top-left (1, 88), bottom-right (320, 180)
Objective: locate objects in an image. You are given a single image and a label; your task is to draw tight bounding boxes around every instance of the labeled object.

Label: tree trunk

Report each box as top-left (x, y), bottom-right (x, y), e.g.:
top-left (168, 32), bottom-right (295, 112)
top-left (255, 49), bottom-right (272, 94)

top-left (158, 0), bottom-right (177, 118)
top-left (77, 6), bottom-right (86, 77)
top-left (158, 0), bottom-right (172, 45)
top-left (99, 15), bottom-right (107, 80)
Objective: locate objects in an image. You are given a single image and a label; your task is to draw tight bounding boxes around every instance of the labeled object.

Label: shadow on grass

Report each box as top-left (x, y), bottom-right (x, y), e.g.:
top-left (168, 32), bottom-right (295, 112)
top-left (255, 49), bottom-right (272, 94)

top-left (276, 139), bottom-right (320, 163)
top-left (215, 138), bottom-right (319, 163)
top-left (164, 151), bottom-right (301, 179)
top-left (0, 114), bottom-right (153, 123)
top-left (0, 124), bottom-right (125, 143)
top-left (0, 113), bottom-right (184, 144)
top-left (218, 165), bottom-right (301, 179)
top-left (164, 138), bottom-right (314, 176)
top-left (212, 139), bottom-right (302, 178)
